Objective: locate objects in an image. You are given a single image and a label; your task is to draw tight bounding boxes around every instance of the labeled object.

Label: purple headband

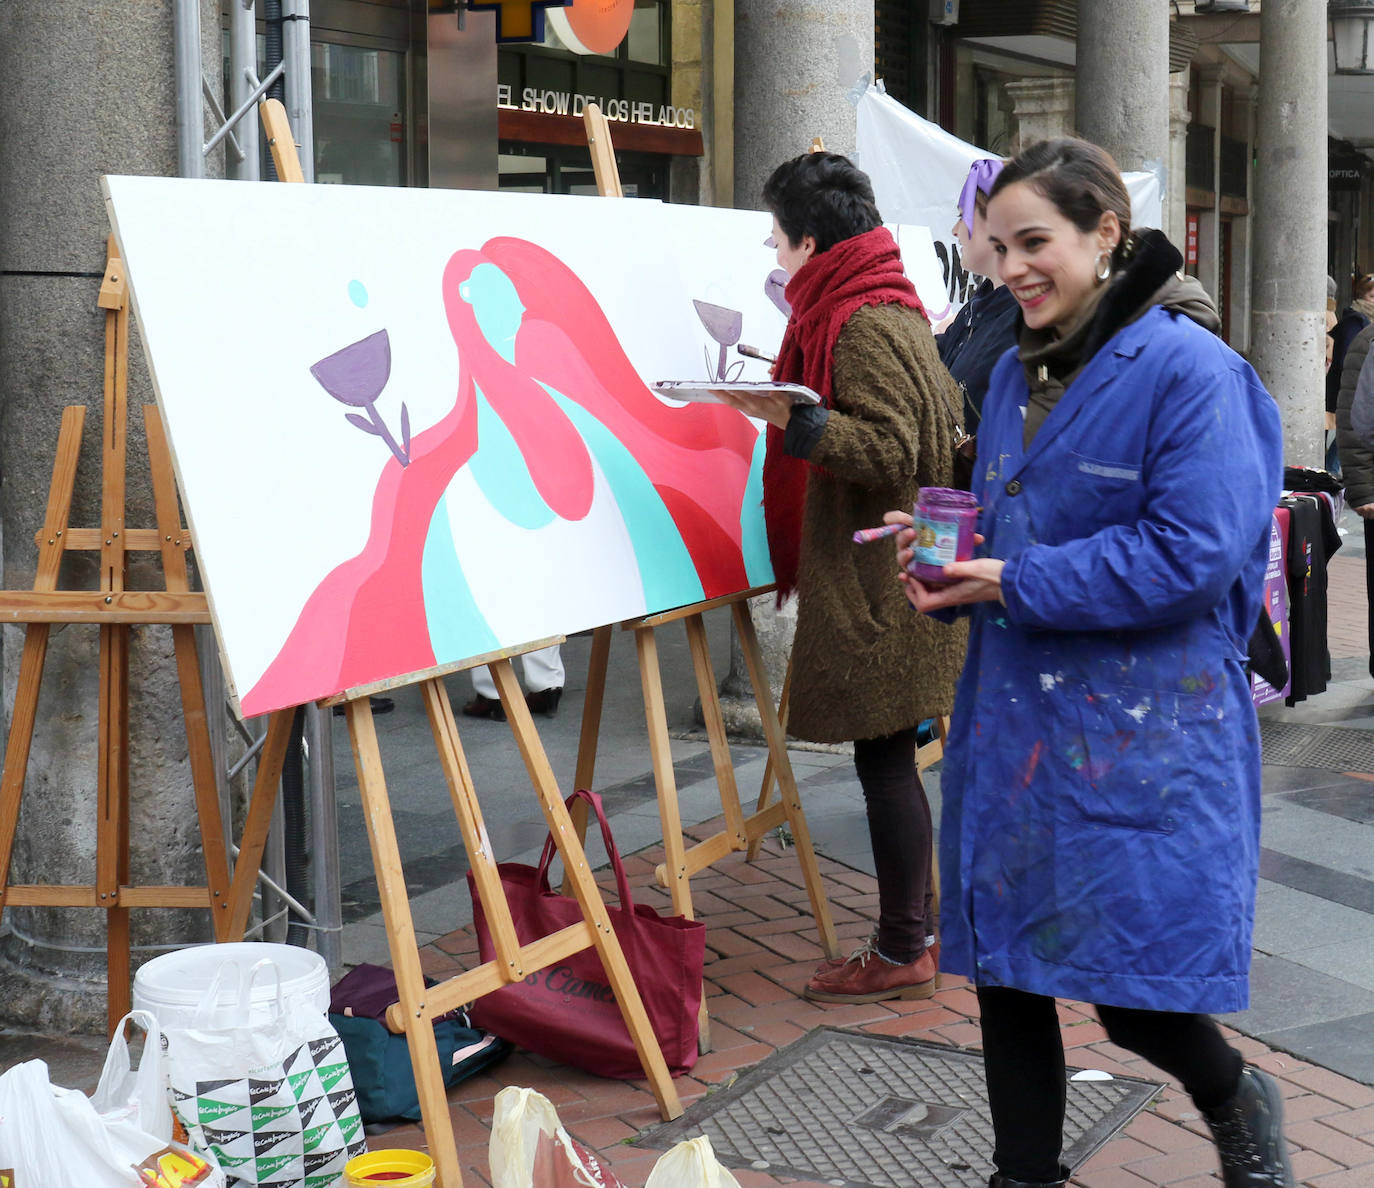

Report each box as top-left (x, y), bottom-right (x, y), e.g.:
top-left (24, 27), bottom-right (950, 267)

top-left (957, 158), bottom-right (1005, 232)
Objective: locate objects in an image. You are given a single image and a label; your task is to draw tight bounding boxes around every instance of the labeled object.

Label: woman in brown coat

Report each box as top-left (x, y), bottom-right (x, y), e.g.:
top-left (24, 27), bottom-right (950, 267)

top-left (719, 153), bottom-right (967, 1003)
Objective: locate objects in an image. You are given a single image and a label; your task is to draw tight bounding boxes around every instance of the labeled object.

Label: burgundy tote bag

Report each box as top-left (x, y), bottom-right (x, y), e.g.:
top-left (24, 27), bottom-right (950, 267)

top-left (467, 788), bottom-right (705, 1078)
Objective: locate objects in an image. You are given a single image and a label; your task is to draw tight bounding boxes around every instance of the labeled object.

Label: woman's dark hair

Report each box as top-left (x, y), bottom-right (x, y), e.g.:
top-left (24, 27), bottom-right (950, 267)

top-left (989, 138), bottom-right (1133, 268)
top-left (761, 152), bottom-right (882, 255)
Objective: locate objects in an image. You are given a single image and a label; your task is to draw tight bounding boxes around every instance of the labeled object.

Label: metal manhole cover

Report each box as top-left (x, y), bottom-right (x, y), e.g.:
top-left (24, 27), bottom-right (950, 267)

top-left (1261, 721), bottom-right (1374, 773)
top-left (633, 1028), bottom-right (1163, 1188)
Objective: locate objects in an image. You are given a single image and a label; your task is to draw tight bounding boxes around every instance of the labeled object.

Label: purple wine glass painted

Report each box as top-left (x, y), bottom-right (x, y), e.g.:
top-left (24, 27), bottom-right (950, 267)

top-left (310, 329), bottom-right (411, 466)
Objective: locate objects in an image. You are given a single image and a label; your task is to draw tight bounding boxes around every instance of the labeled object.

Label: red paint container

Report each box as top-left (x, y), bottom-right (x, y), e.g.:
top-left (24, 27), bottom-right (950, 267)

top-left (906, 487), bottom-right (978, 584)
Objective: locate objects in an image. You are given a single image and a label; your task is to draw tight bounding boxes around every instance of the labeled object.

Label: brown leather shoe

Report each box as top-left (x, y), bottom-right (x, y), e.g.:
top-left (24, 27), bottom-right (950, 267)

top-left (524, 686), bottom-right (562, 717)
top-left (813, 932), bottom-right (939, 984)
top-left (804, 936), bottom-right (937, 1003)
top-left (460, 693), bottom-right (505, 721)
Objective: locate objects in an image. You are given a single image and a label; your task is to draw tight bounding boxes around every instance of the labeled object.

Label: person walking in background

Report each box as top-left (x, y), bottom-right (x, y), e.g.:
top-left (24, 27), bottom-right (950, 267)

top-left (937, 158), bottom-right (1020, 430)
top-left (895, 138), bottom-right (1289, 1188)
top-left (717, 152), bottom-right (966, 1005)
top-left (1334, 318), bottom-right (1374, 682)
top-left (461, 643), bottom-right (564, 721)
top-left (1329, 273), bottom-right (1374, 476)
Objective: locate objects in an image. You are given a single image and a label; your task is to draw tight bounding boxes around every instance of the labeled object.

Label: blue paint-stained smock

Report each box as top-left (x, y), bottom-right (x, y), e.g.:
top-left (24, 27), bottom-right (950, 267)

top-left (939, 304), bottom-right (1284, 1014)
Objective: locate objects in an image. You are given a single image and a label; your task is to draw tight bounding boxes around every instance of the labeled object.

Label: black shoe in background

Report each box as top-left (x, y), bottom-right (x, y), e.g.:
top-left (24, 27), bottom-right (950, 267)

top-left (524, 687), bottom-right (562, 717)
top-left (460, 693), bottom-right (506, 721)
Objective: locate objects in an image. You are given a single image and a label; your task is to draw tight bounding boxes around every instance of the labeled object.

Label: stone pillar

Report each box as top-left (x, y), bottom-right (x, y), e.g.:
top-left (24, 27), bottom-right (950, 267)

top-left (1075, 0), bottom-right (1169, 177)
top-left (720, 0), bottom-right (872, 736)
top-left (733, 0), bottom-right (873, 211)
top-left (1165, 68), bottom-right (1191, 246)
top-left (0, 2), bottom-right (224, 1031)
top-left (1005, 78), bottom-right (1076, 153)
top-left (1194, 68), bottom-right (1224, 309)
top-left (1227, 84), bottom-right (1259, 356)
top-left (1250, 0), bottom-right (1328, 466)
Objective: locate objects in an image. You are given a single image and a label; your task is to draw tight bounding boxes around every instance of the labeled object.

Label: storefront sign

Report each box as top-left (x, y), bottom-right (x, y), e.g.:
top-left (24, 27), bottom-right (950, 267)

top-left (1185, 212), bottom-right (1199, 270)
top-left (1330, 163), bottom-right (1365, 192)
top-left (547, 0), bottom-right (635, 55)
top-left (466, 0), bottom-right (572, 44)
top-left (498, 84), bottom-right (695, 128)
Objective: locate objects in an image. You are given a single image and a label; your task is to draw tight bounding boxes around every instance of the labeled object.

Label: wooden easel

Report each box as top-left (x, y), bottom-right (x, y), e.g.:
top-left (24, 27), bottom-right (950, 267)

top-left (575, 107), bottom-right (841, 1054)
top-left (0, 237), bottom-right (292, 1032)
top-left (257, 99), bottom-right (681, 1188)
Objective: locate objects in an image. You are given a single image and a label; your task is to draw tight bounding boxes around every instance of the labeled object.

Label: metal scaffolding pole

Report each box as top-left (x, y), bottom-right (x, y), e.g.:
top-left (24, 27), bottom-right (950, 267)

top-left (230, 0), bottom-right (262, 181)
top-left (173, 0), bottom-right (204, 178)
top-left (283, 0), bottom-right (315, 183)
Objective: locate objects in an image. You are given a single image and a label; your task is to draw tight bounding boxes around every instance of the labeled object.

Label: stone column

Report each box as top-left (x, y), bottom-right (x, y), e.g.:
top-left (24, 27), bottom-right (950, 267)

top-left (721, 0), bottom-right (872, 736)
top-left (1194, 68), bottom-right (1224, 309)
top-left (0, 1), bottom-right (224, 1031)
top-left (1227, 84), bottom-right (1258, 356)
top-left (1075, 0), bottom-right (1169, 177)
top-left (1250, 0), bottom-right (1328, 465)
top-left (733, 0), bottom-right (873, 211)
top-left (1165, 68), bottom-right (1191, 246)
top-left (1005, 78), bottom-right (1076, 152)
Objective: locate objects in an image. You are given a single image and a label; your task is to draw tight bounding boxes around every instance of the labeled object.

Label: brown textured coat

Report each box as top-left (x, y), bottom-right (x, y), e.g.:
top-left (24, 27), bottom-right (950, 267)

top-left (787, 303), bottom-right (969, 743)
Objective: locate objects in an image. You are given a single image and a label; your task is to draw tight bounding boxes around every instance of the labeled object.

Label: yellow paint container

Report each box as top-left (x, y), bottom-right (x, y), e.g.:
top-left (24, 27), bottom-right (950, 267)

top-left (343, 1150), bottom-right (437, 1187)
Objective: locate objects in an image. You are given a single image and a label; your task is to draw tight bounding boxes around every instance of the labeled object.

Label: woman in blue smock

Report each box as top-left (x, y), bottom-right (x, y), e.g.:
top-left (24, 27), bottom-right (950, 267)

top-left (895, 139), bottom-right (1290, 1188)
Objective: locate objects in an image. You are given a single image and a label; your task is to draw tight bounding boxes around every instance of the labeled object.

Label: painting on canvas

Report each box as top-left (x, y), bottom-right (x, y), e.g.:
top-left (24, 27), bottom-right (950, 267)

top-left (103, 178), bottom-right (775, 717)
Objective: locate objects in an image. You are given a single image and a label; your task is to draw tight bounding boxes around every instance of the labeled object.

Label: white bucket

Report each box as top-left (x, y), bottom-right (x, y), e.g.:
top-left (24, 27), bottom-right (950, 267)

top-left (133, 942), bottom-right (330, 1030)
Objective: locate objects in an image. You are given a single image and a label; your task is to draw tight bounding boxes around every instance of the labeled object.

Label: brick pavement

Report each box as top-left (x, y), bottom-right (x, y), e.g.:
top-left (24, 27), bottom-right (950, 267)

top-left (370, 824), bottom-right (1374, 1187)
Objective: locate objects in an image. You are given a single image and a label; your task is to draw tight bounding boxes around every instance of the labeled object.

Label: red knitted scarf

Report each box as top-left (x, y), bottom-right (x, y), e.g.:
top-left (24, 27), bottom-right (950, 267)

top-left (764, 225), bottom-right (925, 598)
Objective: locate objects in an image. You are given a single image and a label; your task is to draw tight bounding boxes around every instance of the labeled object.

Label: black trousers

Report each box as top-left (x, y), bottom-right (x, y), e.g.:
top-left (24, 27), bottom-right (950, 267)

top-left (1365, 516), bottom-right (1374, 679)
top-left (977, 985), bottom-right (1244, 1182)
top-left (852, 727), bottom-right (934, 964)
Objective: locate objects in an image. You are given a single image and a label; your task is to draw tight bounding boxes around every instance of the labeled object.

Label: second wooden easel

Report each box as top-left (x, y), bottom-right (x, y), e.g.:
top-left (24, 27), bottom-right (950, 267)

top-left (0, 236), bottom-right (293, 1032)
top-left (575, 106), bottom-right (842, 1054)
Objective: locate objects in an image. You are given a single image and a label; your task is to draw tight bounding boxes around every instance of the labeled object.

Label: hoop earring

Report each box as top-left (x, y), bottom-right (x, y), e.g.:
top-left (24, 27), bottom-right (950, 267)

top-left (1094, 250), bottom-right (1113, 284)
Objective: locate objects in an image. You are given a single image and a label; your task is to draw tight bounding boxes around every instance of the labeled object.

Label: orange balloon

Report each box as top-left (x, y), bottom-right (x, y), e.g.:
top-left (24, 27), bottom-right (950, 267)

top-left (548, 0), bottom-right (635, 55)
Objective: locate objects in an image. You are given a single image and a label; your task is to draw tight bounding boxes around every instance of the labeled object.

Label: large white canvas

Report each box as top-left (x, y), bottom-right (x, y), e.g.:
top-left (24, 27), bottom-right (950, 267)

top-left (104, 177), bottom-right (775, 717)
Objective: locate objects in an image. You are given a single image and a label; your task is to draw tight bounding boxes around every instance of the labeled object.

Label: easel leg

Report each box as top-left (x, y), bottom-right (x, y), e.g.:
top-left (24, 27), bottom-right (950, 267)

top-left (0, 408), bottom-right (86, 923)
top-left (347, 696), bottom-right (464, 1187)
top-left (745, 656), bottom-right (792, 863)
top-left (634, 628), bottom-right (690, 919)
top-left (224, 711), bottom-right (295, 941)
top-left (684, 614), bottom-right (746, 844)
top-left (98, 619), bottom-right (132, 1031)
top-left (632, 627), bottom-right (712, 1054)
top-left (145, 406), bottom-right (233, 936)
top-left (732, 603), bottom-right (839, 959)
top-left (562, 624), bottom-right (612, 894)
top-left (492, 659), bottom-right (683, 1120)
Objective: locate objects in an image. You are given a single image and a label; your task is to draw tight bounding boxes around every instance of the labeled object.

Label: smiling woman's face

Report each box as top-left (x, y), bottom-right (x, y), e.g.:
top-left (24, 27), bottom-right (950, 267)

top-left (985, 180), bottom-right (1119, 335)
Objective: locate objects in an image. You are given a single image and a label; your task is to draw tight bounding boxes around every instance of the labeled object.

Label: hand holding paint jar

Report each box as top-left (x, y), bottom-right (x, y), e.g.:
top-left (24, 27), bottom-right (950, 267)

top-left (906, 488), bottom-right (979, 585)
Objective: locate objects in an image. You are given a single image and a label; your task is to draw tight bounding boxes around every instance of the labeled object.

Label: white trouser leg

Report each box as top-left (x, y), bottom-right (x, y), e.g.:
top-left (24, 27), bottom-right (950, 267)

top-left (520, 643), bottom-right (564, 693)
top-left (470, 663), bottom-right (497, 699)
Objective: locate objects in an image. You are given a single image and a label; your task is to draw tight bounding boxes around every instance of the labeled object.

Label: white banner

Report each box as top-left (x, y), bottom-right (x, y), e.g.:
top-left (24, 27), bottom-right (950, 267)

top-left (856, 85), bottom-right (1164, 324)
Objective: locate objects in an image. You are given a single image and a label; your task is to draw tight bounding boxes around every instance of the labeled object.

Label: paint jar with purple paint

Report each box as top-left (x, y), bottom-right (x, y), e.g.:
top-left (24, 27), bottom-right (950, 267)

top-left (907, 487), bottom-right (978, 584)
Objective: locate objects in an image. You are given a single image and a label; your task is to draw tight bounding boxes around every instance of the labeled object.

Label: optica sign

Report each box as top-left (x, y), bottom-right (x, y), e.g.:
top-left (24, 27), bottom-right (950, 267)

top-left (546, 0), bottom-right (635, 55)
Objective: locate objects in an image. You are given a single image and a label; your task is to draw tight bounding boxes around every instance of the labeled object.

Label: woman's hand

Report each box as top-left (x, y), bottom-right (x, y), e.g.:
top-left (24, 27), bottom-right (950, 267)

top-left (714, 389), bottom-right (794, 430)
top-left (899, 559), bottom-right (1006, 612)
top-left (881, 511), bottom-right (1003, 612)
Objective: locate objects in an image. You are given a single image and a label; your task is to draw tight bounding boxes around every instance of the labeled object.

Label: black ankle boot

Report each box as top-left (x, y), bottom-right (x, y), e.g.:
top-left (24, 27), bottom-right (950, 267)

top-left (987, 1169), bottom-right (1068, 1188)
top-left (1201, 1065), bottom-right (1294, 1187)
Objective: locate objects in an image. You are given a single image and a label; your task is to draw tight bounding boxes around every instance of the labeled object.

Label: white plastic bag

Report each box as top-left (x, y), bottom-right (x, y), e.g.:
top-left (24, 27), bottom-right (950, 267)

top-left (644, 1137), bottom-right (743, 1188)
top-left (489, 1086), bottom-right (627, 1188)
top-left (0, 1011), bottom-right (222, 1188)
top-left (163, 959), bottom-right (365, 1187)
